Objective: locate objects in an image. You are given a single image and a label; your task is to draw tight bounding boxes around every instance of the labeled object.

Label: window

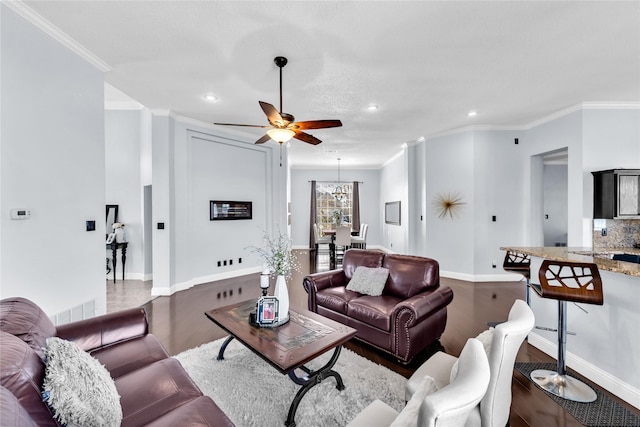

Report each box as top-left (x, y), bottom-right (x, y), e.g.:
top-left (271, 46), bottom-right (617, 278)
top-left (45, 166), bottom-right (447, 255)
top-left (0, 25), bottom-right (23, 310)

top-left (316, 182), bottom-right (353, 232)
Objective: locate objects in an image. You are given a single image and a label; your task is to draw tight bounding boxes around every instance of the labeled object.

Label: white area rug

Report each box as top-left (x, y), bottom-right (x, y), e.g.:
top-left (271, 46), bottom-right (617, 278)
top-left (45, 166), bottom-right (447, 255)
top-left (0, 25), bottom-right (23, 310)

top-left (174, 337), bottom-right (406, 426)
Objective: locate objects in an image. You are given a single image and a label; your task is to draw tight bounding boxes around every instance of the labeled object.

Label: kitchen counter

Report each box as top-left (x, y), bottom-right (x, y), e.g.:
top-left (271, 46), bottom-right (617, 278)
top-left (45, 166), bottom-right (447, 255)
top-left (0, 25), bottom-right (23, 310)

top-left (500, 246), bottom-right (640, 407)
top-left (499, 246), bottom-right (640, 277)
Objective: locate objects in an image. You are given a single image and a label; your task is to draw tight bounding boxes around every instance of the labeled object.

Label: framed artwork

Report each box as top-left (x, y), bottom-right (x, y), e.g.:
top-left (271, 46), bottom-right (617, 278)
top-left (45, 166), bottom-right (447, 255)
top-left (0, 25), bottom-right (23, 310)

top-left (210, 200), bottom-right (252, 220)
top-left (385, 201), bottom-right (401, 225)
top-left (257, 297), bottom-right (279, 325)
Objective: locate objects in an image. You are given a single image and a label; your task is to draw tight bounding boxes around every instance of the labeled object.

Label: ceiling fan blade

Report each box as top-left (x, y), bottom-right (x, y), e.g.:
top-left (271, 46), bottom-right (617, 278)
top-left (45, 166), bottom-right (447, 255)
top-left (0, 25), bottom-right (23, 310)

top-left (259, 101), bottom-right (286, 127)
top-left (293, 130), bottom-right (322, 145)
top-left (214, 122), bottom-right (269, 128)
top-left (255, 134), bottom-right (272, 144)
top-left (291, 120), bottom-right (343, 130)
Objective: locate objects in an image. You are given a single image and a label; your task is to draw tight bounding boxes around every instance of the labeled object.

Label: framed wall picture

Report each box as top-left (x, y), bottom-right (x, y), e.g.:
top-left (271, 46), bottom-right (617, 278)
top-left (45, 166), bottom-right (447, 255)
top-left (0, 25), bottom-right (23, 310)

top-left (385, 201), bottom-right (401, 225)
top-left (210, 200), bottom-right (252, 220)
top-left (257, 297), bottom-right (279, 325)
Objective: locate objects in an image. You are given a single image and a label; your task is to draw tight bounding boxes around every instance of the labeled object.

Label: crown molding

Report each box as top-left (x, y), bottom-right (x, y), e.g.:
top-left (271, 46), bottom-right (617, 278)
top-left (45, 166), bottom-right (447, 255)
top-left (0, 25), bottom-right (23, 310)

top-left (525, 102), bottom-right (640, 129)
top-left (4, 0), bottom-right (111, 72)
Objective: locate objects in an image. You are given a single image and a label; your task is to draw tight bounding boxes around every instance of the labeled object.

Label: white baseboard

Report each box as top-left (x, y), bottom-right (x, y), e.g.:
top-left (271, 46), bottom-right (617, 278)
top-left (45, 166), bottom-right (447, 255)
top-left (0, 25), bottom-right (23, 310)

top-left (528, 332), bottom-right (640, 409)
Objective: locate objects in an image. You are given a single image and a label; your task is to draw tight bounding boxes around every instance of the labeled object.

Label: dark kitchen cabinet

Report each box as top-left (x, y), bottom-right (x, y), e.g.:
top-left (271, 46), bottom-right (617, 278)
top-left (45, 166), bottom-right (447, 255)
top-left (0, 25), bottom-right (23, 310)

top-left (592, 169), bottom-right (640, 219)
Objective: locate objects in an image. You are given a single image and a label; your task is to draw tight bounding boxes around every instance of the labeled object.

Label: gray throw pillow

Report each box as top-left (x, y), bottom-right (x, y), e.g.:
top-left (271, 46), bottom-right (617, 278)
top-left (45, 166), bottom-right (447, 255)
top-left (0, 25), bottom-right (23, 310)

top-left (42, 337), bottom-right (122, 427)
top-left (346, 266), bottom-right (390, 296)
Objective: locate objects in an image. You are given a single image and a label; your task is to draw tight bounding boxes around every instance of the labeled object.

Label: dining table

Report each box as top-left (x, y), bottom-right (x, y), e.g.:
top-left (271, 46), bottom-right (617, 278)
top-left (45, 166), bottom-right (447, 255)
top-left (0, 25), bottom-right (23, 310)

top-left (321, 227), bottom-right (358, 267)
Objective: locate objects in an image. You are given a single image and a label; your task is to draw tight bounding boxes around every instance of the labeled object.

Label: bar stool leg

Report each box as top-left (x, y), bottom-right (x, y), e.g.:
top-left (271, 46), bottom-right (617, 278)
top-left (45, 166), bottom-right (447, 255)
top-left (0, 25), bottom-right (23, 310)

top-left (530, 300), bottom-right (597, 402)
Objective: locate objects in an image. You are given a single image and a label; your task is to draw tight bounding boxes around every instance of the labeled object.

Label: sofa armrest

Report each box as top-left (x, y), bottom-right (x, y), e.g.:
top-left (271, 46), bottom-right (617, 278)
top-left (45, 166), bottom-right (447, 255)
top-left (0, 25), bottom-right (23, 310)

top-left (56, 307), bottom-right (149, 352)
top-left (303, 270), bottom-right (347, 311)
top-left (396, 286), bottom-right (454, 326)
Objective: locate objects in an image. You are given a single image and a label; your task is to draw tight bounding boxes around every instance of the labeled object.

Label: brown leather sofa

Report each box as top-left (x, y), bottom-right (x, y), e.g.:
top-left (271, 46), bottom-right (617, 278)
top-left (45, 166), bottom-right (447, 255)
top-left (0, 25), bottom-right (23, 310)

top-left (0, 297), bottom-right (234, 427)
top-left (303, 249), bottom-right (454, 363)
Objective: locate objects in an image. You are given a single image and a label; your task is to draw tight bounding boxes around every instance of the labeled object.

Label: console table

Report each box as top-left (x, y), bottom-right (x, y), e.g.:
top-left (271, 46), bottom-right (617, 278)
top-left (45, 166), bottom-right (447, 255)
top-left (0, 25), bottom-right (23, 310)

top-left (106, 241), bottom-right (128, 283)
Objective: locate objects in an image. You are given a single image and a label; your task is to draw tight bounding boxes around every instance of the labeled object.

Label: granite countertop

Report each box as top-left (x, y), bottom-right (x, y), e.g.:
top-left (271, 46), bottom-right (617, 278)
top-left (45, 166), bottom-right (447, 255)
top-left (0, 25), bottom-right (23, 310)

top-left (499, 246), bottom-right (640, 277)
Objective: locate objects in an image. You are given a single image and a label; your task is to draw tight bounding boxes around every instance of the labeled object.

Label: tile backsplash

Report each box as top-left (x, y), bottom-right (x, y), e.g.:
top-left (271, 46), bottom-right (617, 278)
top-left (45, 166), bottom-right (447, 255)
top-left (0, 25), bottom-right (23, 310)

top-left (592, 219), bottom-right (640, 248)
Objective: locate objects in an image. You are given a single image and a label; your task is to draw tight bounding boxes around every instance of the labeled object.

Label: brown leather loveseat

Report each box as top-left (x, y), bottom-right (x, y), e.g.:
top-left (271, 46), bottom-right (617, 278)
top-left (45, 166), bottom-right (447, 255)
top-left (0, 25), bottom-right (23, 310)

top-left (303, 249), bottom-right (454, 363)
top-left (0, 297), bottom-right (234, 426)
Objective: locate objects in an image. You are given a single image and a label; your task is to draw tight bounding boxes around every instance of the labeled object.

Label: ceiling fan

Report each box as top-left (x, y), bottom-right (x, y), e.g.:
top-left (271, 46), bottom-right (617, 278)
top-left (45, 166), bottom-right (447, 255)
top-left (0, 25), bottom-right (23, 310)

top-left (214, 56), bottom-right (342, 147)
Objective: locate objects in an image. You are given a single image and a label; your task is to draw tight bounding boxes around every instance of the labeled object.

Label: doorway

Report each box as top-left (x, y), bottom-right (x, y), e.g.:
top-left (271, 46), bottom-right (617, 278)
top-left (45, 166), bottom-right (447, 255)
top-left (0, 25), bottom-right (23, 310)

top-left (542, 149), bottom-right (568, 246)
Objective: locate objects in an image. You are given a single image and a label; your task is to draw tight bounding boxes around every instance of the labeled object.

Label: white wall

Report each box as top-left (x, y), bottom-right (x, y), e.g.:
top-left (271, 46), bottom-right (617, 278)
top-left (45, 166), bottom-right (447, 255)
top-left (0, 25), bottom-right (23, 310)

top-left (0, 5), bottom-right (107, 317)
top-left (289, 167), bottom-right (381, 249)
top-left (380, 153), bottom-right (408, 253)
top-left (472, 130), bottom-right (527, 277)
top-left (423, 132), bottom-right (475, 276)
top-left (149, 119), bottom-right (286, 295)
top-left (105, 110), bottom-right (144, 279)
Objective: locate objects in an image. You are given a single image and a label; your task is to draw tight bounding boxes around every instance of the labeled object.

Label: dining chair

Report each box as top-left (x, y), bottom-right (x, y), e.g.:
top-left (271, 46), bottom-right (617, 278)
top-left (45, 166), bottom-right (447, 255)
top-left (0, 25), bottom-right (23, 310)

top-left (313, 223), bottom-right (331, 253)
top-left (335, 225), bottom-right (352, 263)
top-left (351, 223), bottom-right (368, 249)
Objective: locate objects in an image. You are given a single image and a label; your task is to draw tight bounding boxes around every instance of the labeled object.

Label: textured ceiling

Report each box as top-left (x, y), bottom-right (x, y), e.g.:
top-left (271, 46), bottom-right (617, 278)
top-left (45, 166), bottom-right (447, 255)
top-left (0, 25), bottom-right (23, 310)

top-left (17, 1), bottom-right (640, 168)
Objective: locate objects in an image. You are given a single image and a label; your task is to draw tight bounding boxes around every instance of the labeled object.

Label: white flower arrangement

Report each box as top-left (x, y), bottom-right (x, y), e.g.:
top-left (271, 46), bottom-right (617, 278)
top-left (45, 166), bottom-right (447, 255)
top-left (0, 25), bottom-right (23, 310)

top-left (248, 229), bottom-right (299, 277)
top-left (331, 210), bottom-right (343, 225)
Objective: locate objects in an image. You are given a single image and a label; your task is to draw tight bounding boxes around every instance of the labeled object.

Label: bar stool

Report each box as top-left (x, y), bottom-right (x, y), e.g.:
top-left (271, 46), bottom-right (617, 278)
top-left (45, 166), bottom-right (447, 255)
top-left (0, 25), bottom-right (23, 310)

top-left (530, 260), bottom-right (603, 402)
top-left (502, 250), bottom-right (531, 305)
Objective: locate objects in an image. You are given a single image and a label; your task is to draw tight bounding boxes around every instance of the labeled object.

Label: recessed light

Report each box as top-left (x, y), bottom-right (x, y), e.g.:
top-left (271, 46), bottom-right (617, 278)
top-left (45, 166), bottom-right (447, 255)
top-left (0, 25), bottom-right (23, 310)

top-left (468, 111), bottom-right (477, 117)
top-left (203, 93), bottom-right (218, 102)
top-left (367, 104), bottom-right (379, 111)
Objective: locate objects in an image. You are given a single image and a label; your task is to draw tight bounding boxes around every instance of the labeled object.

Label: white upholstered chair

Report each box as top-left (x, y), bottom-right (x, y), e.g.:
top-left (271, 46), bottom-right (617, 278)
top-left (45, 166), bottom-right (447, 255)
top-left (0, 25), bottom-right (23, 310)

top-left (405, 299), bottom-right (535, 427)
top-left (313, 223), bottom-right (331, 253)
top-left (348, 338), bottom-right (490, 427)
top-left (334, 225), bottom-right (352, 262)
top-left (351, 223), bottom-right (369, 249)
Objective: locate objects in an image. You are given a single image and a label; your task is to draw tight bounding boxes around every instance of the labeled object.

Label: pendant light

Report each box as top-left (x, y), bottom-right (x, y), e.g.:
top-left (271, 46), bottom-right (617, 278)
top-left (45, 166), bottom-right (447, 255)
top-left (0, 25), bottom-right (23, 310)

top-left (332, 158), bottom-right (346, 201)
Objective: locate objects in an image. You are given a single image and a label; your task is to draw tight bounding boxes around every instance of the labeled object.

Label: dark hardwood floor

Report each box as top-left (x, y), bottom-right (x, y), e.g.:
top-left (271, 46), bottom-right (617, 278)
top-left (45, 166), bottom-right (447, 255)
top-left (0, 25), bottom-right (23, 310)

top-left (138, 250), bottom-right (639, 426)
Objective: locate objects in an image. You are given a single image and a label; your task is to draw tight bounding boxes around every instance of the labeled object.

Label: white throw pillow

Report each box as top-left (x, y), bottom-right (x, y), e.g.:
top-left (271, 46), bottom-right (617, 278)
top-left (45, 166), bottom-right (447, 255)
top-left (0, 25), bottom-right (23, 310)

top-left (346, 266), bottom-right (390, 296)
top-left (42, 337), bottom-right (122, 427)
top-left (390, 375), bottom-right (438, 427)
top-left (450, 328), bottom-right (493, 383)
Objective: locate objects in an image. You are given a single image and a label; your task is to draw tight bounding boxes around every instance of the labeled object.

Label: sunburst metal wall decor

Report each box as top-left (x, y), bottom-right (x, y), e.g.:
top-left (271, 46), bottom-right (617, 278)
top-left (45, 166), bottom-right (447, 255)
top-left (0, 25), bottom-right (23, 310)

top-left (433, 192), bottom-right (466, 219)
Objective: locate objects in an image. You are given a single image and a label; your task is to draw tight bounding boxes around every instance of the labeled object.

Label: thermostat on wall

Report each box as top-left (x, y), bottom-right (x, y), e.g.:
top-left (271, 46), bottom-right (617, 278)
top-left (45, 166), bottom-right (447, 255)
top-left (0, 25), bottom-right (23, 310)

top-left (10, 209), bottom-right (31, 220)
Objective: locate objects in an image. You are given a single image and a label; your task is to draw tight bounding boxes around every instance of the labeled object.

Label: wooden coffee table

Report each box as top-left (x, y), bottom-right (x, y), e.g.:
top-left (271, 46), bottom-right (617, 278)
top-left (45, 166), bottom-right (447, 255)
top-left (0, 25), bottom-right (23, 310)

top-left (205, 300), bottom-right (357, 427)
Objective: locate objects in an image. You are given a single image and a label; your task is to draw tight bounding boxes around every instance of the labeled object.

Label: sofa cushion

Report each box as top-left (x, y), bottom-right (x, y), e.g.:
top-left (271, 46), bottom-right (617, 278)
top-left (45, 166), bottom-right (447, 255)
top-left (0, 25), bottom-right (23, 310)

top-left (346, 266), bottom-right (389, 296)
top-left (143, 396), bottom-right (234, 427)
top-left (90, 334), bottom-right (169, 378)
top-left (348, 295), bottom-right (401, 331)
top-left (42, 337), bottom-right (122, 427)
top-left (0, 386), bottom-right (39, 427)
top-left (316, 287), bottom-right (361, 315)
top-left (382, 255), bottom-right (440, 299)
top-left (0, 297), bottom-right (56, 360)
top-left (116, 357), bottom-right (204, 427)
top-left (0, 332), bottom-right (56, 426)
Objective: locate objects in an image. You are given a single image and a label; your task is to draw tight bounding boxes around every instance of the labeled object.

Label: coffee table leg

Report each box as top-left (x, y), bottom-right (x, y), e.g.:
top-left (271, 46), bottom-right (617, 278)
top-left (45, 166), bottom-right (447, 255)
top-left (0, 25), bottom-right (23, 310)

top-left (217, 336), bottom-right (235, 360)
top-left (285, 345), bottom-right (345, 427)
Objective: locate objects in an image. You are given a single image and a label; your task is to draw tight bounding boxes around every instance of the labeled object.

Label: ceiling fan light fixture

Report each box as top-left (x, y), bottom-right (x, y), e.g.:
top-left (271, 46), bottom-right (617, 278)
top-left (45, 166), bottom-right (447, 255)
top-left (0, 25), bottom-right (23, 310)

top-left (267, 128), bottom-right (295, 144)
top-left (203, 93), bottom-right (218, 102)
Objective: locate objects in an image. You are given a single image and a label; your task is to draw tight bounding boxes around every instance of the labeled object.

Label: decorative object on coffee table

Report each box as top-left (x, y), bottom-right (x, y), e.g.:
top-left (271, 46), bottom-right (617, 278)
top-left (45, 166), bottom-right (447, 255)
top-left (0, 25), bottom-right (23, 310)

top-left (247, 229), bottom-right (299, 324)
top-left (260, 265), bottom-right (270, 296)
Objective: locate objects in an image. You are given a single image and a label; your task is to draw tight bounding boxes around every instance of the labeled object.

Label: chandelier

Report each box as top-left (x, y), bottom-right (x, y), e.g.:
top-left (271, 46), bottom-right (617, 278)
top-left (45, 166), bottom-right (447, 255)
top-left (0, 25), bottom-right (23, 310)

top-left (332, 158), bottom-right (346, 201)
